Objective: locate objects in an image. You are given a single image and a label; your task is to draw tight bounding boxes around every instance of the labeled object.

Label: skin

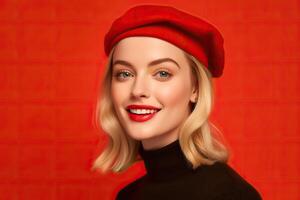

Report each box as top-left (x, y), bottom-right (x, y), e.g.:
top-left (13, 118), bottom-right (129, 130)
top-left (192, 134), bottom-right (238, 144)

top-left (111, 36), bottom-right (198, 150)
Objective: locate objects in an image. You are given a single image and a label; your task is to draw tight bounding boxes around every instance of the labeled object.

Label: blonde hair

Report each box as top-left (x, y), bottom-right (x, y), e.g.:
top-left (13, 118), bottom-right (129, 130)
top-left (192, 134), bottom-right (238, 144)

top-left (91, 46), bottom-right (230, 174)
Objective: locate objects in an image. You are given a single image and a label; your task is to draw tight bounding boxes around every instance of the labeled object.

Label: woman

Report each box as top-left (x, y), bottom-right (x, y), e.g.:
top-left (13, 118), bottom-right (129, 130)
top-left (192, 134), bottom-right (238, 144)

top-left (92, 4), bottom-right (262, 200)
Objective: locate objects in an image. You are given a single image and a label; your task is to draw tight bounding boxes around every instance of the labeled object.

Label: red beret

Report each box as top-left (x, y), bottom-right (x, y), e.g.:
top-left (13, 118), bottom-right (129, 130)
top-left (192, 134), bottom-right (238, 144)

top-left (104, 5), bottom-right (225, 78)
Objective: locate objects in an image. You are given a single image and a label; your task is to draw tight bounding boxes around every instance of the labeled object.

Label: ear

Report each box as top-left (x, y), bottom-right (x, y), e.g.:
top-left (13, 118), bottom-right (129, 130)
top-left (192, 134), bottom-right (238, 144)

top-left (190, 85), bottom-right (198, 103)
top-left (189, 72), bottom-right (198, 103)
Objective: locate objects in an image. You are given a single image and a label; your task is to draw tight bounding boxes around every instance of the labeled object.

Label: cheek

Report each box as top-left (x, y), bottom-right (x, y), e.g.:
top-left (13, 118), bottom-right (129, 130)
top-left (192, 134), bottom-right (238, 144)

top-left (111, 82), bottom-right (129, 106)
top-left (156, 78), bottom-right (191, 106)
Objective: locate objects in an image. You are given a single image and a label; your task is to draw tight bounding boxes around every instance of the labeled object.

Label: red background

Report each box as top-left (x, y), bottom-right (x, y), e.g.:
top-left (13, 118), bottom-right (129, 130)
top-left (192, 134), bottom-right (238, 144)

top-left (0, 0), bottom-right (299, 199)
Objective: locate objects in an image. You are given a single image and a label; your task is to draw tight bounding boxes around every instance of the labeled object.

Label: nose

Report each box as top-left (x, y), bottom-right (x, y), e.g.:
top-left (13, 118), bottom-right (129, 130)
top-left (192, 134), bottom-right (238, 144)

top-left (131, 75), bottom-right (150, 99)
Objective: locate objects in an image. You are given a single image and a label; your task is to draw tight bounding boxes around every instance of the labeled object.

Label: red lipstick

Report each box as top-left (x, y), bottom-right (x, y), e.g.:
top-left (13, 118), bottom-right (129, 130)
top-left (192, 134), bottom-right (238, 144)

top-left (126, 104), bottom-right (161, 122)
top-left (126, 104), bottom-right (161, 110)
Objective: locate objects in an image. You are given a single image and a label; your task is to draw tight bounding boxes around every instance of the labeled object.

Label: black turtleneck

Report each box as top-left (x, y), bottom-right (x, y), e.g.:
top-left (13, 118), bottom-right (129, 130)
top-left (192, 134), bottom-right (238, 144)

top-left (116, 139), bottom-right (262, 200)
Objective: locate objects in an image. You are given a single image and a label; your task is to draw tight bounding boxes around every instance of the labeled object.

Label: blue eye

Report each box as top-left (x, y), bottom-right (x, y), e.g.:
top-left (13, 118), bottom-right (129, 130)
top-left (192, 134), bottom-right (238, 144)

top-left (156, 71), bottom-right (172, 79)
top-left (115, 71), bottom-right (132, 80)
top-left (113, 70), bottom-right (172, 81)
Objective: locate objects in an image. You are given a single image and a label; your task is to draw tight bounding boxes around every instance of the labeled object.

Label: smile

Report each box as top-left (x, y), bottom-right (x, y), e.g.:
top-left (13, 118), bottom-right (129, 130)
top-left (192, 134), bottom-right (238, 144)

top-left (127, 109), bottom-right (161, 122)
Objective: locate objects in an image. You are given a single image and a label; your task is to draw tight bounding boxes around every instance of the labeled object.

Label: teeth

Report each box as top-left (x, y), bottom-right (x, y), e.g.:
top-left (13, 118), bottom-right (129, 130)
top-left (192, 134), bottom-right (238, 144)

top-left (129, 109), bottom-right (159, 114)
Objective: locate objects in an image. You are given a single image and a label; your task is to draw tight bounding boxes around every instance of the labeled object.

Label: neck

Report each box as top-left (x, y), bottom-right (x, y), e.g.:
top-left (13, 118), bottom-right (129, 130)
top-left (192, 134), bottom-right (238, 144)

top-left (139, 139), bottom-right (194, 181)
top-left (141, 126), bottom-right (181, 150)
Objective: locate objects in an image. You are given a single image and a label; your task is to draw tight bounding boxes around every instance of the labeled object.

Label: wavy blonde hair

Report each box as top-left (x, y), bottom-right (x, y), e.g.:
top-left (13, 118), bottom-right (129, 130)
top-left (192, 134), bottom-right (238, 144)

top-left (91, 45), bottom-right (230, 174)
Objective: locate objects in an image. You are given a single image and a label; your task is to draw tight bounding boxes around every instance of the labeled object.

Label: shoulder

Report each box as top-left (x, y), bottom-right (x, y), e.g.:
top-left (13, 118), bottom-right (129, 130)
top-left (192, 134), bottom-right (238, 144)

top-left (115, 175), bottom-right (146, 200)
top-left (196, 161), bottom-right (262, 200)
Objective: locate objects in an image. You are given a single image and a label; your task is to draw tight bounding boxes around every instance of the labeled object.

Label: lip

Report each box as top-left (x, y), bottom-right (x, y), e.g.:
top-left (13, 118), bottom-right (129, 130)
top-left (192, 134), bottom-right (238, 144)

top-left (126, 104), bottom-right (162, 122)
top-left (126, 104), bottom-right (161, 110)
top-left (127, 112), bottom-right (159, 122)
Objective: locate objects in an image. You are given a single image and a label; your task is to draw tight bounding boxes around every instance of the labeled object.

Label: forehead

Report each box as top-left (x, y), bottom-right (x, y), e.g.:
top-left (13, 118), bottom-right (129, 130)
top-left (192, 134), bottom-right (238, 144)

top-left (113, 36), bottom-right (186, 61)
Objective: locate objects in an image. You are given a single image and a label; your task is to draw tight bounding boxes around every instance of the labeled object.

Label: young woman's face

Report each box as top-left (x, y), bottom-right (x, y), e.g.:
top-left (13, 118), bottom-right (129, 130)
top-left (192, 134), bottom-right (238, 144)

top-left (111, 37), bottom-right (197, 150)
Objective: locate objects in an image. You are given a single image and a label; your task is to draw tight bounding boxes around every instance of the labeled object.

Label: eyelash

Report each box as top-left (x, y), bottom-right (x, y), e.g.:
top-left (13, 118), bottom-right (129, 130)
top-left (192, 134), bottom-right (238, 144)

top-left (114, 70), bottom-right (172, 81)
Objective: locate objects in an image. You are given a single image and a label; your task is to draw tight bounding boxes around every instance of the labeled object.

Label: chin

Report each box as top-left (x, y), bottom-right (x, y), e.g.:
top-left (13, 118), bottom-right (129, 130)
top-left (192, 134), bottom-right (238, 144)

top-left (126, 130), bottom-right (157, 141)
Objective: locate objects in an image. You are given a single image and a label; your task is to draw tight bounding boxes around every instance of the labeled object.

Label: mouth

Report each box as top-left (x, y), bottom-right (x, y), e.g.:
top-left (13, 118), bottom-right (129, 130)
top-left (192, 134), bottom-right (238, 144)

top-left (126, 108), bottom-right (162, 122)
top-left (126, 108), bottom-right (161, 114)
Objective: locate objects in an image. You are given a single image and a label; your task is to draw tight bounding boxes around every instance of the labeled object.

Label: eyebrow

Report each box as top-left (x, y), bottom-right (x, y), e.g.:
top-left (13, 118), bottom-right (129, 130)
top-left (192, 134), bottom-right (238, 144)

top-left (112, 58), bottom-right (181, 69)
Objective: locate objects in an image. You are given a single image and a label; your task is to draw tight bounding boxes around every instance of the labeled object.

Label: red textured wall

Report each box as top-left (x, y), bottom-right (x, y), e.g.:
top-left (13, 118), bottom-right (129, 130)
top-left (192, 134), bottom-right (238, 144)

top-left (0, 1), bottom-right (299, 200)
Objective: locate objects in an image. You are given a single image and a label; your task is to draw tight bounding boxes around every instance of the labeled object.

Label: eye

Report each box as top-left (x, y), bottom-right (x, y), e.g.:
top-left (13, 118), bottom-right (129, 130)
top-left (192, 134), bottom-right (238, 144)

top-left (114, 70), bottom-right (133, 81)
top-left (155, 70), bottom-right (172, 80)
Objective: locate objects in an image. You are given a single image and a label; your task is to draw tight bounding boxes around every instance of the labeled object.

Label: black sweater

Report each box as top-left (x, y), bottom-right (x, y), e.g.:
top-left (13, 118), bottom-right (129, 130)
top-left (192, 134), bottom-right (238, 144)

top-left (116, 139), bottom-right (262, 200)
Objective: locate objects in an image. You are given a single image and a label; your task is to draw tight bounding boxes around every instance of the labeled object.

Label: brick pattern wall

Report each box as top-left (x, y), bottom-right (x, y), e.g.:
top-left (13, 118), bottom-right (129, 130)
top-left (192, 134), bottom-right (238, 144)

top-left (0, 1), bottom-right (299, 200)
